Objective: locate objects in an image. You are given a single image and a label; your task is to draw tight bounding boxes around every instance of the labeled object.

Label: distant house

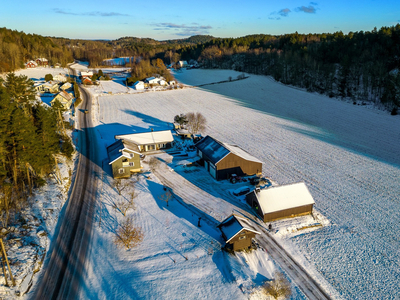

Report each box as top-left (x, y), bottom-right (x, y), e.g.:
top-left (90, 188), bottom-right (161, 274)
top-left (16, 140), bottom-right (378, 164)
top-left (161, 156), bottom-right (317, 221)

top-left (25, 60), bottom-right (38, 68)
top-left (158, 79), bottom-right (167, 86)
top-left (115, 130), bottom-right (174, 152)
top-left (245, 182), bottom-right (315, 222)
top-left (53, 74), bottom-right (67, 82)
top-left (177, 61), bottom-right (188, 68)
top-left (60, 82), bottom-right (73, 91)
top-left (145, 77), bottom-right (159, 84)
top-left (218, 214), bottom-right (260, 251)
top-left (168, 80), bottom-right (176, 86)
top-left (107, 139), bottom-right (143, 179)
top-left (195, 136), bottom-right (262, 181)
top-left (36, 58), bottom-right (49, 66)
top-left (80, 71), bottom-right (93, 78)
top-left (82, 77), bottom-right (92, 85)
top-left (36, 81), bottom-right (60, 93)
top-left (50, 91), bottom-right (74, 110)
top-left (133, 81), bottom-right (145, 90)
top-left (54, 63), bottom-right (62, 68)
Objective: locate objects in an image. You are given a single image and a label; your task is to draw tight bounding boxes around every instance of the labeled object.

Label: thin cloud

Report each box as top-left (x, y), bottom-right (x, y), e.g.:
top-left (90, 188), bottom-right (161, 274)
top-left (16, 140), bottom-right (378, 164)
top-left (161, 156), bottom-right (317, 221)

top-left (279, 8), bottom-right (291, 17)
top-left (152, 23), bottom-right (212, 36)
top-left (310, 2), bottom-right (318, 5)
top-left (269, 8), bottom-right (291, 20)
top-left (53, 8), bottom-right (129, 17)
top-left (296, 5), bottom-right (316, 13)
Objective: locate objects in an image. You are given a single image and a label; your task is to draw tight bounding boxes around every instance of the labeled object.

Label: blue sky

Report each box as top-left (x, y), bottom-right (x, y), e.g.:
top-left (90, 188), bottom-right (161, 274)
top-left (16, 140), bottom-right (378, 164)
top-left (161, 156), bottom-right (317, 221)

top-left (1, 0), bottom-right (399, 40)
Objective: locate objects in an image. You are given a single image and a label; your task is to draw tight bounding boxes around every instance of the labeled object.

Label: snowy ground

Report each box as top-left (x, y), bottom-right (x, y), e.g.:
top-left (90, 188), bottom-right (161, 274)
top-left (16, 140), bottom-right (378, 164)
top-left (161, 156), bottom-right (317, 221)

top-left (0, 151), bottom-right (77, 299)
top-left (84, 68), bottom-right (400, 299)
top-left (4, 66), bottom-right (399, 299)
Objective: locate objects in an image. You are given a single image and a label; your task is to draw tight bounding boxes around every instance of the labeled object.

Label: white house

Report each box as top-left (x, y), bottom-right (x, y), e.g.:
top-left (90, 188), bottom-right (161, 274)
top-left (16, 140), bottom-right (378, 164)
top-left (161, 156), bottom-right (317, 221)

top-left (80, 71), bottom-right (93, 78)
top-left (53, 74), bottom-right (67, 82)
top-left (158, 79), bottom-right (167, 86)
top-left (168, 80), bottom-right (176, 86)
top-left (145, 77), bottom-right (159, 84)
top-left (115, 130), bottom-right (174, 152)
top-left (133, 81), bottom-right (145, 90)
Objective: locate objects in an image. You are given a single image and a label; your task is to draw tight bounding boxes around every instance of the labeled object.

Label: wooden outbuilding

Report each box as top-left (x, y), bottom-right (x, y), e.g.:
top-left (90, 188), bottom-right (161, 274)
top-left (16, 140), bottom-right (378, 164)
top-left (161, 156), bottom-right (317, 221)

top-left (218, 214), bottom-right (260, 251)
top-left (115, 130), bottom-right (174, 152)
top-left (107, 139), bottom-right (143, 179)
top-left (195, 135), bottom-right (262, 181)
top-left (25, 60), bottom-right (37, 68)
top-left (246, 182), bottom-right (315, 222)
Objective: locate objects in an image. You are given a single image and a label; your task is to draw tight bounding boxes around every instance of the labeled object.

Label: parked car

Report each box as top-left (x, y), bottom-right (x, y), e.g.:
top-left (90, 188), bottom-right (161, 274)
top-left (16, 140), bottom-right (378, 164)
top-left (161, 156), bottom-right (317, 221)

top-left (233, 186), bottom-right (251, 196)
top-left (249, 176), bottom-right (268, 185)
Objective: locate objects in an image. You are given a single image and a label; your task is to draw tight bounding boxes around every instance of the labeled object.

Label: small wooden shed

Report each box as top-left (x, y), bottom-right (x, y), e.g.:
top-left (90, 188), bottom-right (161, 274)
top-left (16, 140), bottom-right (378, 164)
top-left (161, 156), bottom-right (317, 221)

top-left (246, 182), bottom-right (315, 222)
top-left (218, 214), bottom-right (260, 251)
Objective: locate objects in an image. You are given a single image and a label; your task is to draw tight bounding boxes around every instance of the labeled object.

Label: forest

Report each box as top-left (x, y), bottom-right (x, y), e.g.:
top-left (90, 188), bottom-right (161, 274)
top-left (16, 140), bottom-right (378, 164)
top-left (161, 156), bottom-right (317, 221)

top-left (0, 73), bottom-right (73, 228)
top-left (1, 25), bottom-right (399, 110)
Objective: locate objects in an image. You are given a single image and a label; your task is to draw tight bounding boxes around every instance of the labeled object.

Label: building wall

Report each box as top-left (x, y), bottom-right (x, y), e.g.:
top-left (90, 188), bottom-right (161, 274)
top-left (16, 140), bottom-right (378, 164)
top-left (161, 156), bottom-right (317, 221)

top-left (228, 230), bottom-right (256, 251)
top-left (111, 155), bottom-right (141, 179)
top-left (216, 153), bottom-right (262, 180)
top-left (262, 204), bottom-right (314, 222)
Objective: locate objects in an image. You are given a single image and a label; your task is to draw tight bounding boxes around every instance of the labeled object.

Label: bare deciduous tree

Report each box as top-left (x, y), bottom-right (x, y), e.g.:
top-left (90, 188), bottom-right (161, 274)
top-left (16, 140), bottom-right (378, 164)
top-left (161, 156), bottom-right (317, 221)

top-left (111, 178), bottom-right (129, 195)
top-left (158, 189), bottom-right (173, 207)
top-left (186, 112), bottom-right (207, 135)
top-left (148, 157), bottom-right (160, 171)
top-left (113, 198), bottom-right (136, 216)
top-left (114, 217), bottom-right (144, 250)
top-left (262, 272), bottom-right (292, 299)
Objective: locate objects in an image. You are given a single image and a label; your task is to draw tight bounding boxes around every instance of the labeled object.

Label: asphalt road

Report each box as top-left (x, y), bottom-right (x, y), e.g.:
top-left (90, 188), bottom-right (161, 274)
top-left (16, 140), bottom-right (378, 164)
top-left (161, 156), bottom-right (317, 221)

top-left (32, 84), bottom-right (98, 300)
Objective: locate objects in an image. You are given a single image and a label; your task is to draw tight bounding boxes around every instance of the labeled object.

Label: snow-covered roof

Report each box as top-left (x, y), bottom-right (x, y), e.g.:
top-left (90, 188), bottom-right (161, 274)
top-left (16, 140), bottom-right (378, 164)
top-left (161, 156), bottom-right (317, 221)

top-left (81, 71), bottom-right (93, 77)
top-left (54, 91), bottom-right (74, 102)
top-left (195, 135), bottom-right (262, 165)
top-left (107, 139), bottom-right (141, 165)
top-left (115, 130), bottom-right (174, 146)
top-left (254, 182), bottom-right (315, 214)
top-left (134, 81), bottom-right (144, 85)
top-left (218, 214), bottom-right (260, 243)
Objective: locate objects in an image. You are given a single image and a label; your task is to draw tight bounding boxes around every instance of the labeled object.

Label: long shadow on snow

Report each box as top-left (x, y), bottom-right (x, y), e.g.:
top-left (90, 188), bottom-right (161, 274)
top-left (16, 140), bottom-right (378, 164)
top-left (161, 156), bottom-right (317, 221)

top-left (146, 179), bottom-right (238, 283)
top-left (185, 77), bottom-right (400, 167)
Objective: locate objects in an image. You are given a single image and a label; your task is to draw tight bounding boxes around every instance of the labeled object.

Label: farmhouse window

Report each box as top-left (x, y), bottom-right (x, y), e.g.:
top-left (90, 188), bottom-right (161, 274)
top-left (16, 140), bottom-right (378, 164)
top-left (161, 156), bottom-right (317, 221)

top-left (239, 236), bottom-right (246, 240)
top-left (129, 162), bottom-right (134, 167)
top-left (118, 168), bottom-right (125, 174)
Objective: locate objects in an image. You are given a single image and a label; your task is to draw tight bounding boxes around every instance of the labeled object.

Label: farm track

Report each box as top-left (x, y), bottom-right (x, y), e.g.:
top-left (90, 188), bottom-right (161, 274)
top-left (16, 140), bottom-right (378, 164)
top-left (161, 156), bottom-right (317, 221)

top-left (32, 86), bottom-right (97, 299)
top-left (153, 163), bottom-right (331, 300)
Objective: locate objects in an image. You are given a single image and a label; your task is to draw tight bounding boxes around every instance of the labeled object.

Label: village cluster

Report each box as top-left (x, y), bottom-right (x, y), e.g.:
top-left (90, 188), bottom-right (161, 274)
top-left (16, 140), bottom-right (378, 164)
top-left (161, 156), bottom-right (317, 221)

top-left (107, 127), bottom-right (316, 252)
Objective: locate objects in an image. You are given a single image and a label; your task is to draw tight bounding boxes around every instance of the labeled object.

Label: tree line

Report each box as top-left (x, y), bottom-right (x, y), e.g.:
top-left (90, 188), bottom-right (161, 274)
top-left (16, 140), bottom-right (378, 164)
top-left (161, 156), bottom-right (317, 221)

top-left (0, 73), bottom-right (73, 228)
top-left (177, 25), bottom-right (400, 111)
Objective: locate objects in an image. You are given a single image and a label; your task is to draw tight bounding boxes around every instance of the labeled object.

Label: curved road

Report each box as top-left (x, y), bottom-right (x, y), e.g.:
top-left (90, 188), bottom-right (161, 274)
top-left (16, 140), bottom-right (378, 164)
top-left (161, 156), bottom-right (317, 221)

top-left (154, 163), bottom-right (332, 300)
top-left (32, 83), bottom-right (97, 299)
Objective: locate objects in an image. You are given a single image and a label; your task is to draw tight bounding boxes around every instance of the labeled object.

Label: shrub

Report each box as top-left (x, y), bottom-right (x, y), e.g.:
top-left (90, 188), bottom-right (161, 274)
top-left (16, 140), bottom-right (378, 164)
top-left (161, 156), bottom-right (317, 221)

top-left (114, 217), bottom-right (144, 250)
top-left (262, 272), bottom-right (292, 299)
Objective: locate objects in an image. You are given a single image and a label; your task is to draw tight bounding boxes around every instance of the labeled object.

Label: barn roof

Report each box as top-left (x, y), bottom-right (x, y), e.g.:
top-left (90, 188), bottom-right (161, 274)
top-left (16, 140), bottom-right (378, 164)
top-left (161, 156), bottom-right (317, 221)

top-left (218, 214), bottom-right (260, 243)
top-left (107, 139), bottom-right (141, 165)
top-left (115, 130), bottom-right (174, 146)
top-left (253, 182), bottom-right (315, 215)
top-left (195, 136), bottom-right (262, 165)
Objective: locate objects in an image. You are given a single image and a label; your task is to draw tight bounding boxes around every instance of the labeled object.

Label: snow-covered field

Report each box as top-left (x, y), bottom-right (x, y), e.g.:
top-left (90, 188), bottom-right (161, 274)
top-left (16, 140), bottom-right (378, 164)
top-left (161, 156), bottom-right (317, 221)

top-left (85, 68), bottom-right (400, 299)
top-left (5, 66), bottom-right (399, 299)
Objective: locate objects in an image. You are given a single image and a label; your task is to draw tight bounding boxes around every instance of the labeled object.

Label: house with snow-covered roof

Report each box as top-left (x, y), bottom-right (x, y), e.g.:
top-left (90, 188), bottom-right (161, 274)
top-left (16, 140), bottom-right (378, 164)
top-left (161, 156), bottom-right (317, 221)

top-left (53, 74), bottom-right (67, 83)
top-left (218, 214), bottom-right (260, 251)
top-left (246, 182), bottom-right (315, 222)
top-left (115, 130), bottom-right (174, 152)
top-left (145, 77), bottom-right (159, 84)
top-left (36, 58), bottom-right (48, 66)
top-left (107, 139), bottom-right (143, 179)
top-left (195, 135), bottom-right (263, 181)
top-left (36, 81), bottom-right (60, 93)
top-left (50, 91), bottom-right (74, 110)
top-left (25, 60), bottom-right (38, 68)
top-left (133, 81), bottom-right (145, 90)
